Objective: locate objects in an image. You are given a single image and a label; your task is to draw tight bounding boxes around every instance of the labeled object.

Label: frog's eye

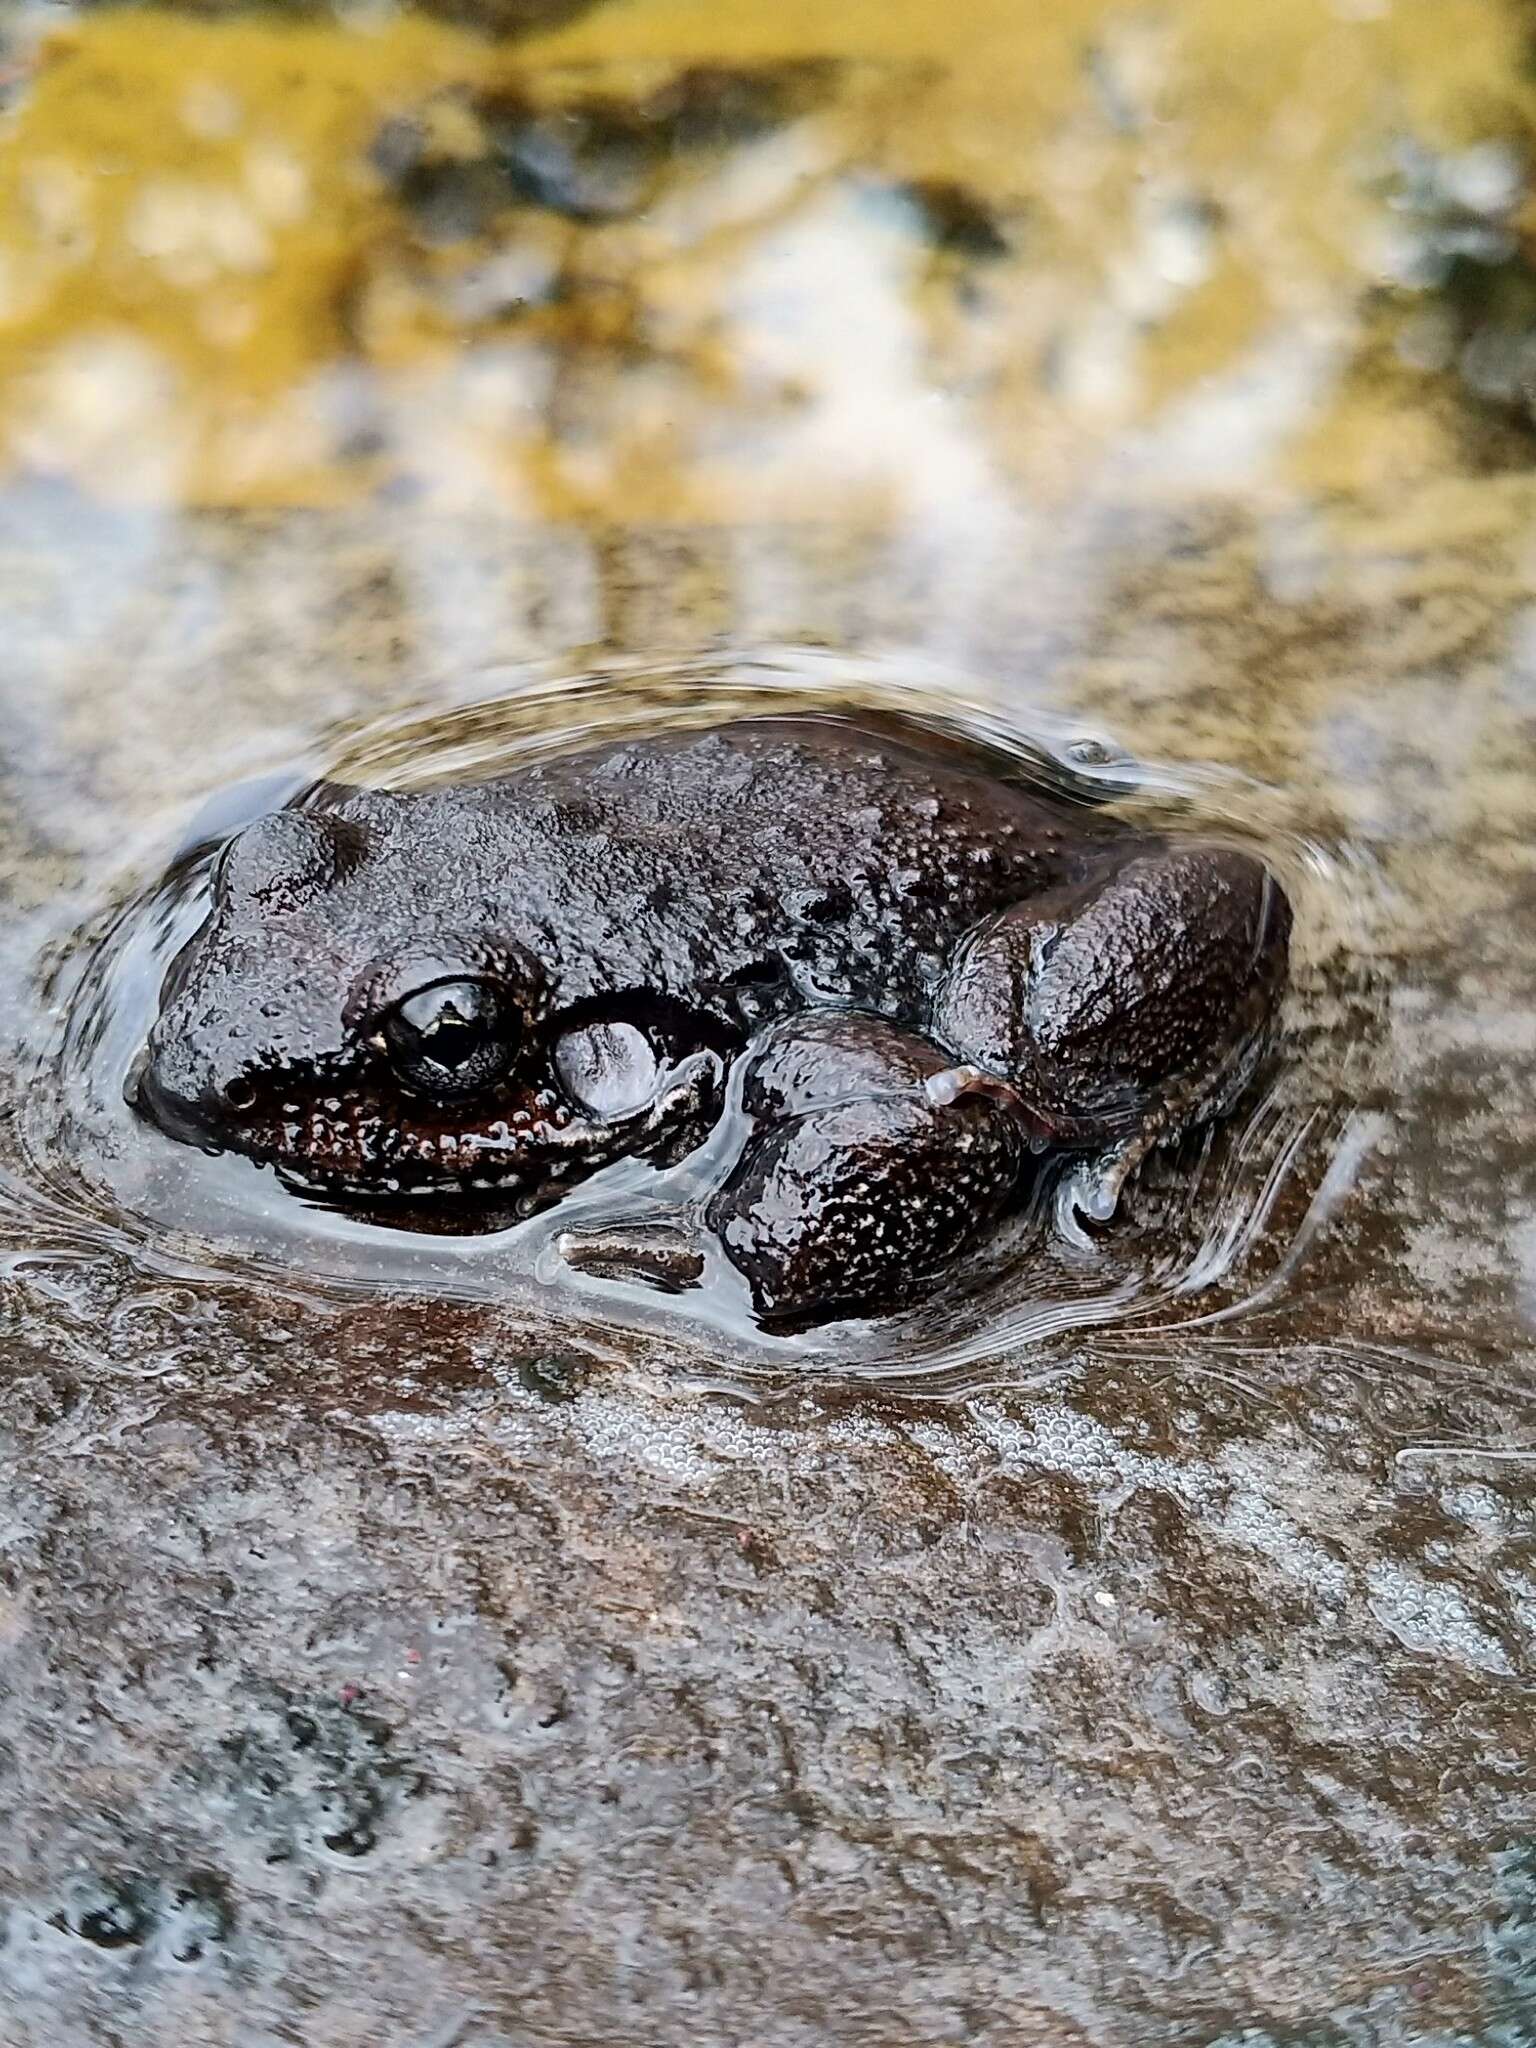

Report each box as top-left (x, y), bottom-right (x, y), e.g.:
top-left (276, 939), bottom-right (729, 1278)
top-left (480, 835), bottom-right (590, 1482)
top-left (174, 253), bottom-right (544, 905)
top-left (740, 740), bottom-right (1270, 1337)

top-left (378, 978), bottom-right (518, 1100)
top-left (553, 1019), bottom-right (660, 1120)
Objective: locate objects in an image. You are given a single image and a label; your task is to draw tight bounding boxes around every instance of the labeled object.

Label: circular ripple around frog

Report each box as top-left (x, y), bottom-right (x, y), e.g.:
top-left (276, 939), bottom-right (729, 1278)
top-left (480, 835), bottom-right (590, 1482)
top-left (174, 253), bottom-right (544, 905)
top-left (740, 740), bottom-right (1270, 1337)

top-left (0, 648), bottom-right (1385, 1395)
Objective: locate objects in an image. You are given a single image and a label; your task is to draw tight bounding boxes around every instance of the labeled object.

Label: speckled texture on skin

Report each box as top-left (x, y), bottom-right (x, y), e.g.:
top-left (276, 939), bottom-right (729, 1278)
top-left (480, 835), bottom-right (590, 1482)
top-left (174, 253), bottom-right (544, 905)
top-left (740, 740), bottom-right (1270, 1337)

top-left (934, 847), bottom-right (1291, 1133)
top-left (140, 716), bottom-right (1110, 1149)
top-left (709, 1082), bottom-right (1029, 1322)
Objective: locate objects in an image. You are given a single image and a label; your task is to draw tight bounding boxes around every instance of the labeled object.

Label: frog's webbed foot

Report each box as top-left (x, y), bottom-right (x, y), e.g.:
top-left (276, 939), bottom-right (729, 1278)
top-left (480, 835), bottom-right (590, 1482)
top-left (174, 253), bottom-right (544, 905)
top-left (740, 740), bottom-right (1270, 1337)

top-left (933, 842), bottom-right (1292, 1234)
top-left (707, 1014), bottom-right (1031, 1325)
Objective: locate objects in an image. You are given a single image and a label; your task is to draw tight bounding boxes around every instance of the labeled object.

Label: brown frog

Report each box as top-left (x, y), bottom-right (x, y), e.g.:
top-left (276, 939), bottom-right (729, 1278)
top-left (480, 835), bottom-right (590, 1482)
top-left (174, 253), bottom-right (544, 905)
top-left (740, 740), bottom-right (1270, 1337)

top-left (133, 714), bottom-right (1290, 1324)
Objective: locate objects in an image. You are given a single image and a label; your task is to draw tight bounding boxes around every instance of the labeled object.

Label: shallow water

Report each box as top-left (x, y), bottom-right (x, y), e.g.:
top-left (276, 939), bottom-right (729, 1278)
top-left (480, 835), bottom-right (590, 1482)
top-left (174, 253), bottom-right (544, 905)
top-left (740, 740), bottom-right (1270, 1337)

top-left (9, 650), bottom-right (1366, 1392)
top-left (2, 4), bottom-right (1536, 2046)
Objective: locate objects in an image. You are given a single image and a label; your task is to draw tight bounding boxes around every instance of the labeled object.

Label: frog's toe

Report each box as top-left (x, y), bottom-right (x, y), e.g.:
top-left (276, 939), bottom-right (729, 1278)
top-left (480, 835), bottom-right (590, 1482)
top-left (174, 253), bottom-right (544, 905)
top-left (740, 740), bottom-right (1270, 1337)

top-left (1054, 1139), bottom-right (1145, 1248)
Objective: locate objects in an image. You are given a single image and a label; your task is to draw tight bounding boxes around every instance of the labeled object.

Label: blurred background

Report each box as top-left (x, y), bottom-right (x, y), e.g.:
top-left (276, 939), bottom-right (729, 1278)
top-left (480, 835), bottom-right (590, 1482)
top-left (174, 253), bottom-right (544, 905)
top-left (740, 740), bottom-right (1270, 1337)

top-left (0, 0), bottom-right (1533, 832)
top-left (7, 0), bottom-right (1536, 515)
top-left (4, 0), bottom-right (1536, 642)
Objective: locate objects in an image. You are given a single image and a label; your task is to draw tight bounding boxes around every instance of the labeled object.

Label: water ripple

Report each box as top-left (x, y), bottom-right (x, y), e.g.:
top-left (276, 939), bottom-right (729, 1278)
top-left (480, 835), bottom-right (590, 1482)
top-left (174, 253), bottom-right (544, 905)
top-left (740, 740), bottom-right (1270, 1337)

top-left (0, 648), bottom-right (1387, 1396)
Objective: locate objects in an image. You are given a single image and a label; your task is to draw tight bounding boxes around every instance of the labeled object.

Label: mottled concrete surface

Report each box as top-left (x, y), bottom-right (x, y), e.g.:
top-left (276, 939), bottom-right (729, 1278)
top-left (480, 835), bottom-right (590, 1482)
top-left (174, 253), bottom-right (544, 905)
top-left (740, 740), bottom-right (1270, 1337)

top-left (2, 4), bottom-right (1536, 2044)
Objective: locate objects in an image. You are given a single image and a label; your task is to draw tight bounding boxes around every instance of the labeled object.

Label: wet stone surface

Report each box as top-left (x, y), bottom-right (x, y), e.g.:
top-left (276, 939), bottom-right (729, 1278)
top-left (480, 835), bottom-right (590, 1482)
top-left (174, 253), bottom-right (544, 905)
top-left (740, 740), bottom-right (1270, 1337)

top-left (0, 500), bottom-right (1532, 2045)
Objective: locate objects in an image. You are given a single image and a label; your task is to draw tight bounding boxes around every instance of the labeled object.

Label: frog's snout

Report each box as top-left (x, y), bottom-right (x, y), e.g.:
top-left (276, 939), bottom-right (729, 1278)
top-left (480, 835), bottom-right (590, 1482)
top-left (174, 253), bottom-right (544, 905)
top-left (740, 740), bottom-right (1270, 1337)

top-left (128, 1027), bottom-right (233, 1152)
top-left (130, 968), bottom-right (282, 1152)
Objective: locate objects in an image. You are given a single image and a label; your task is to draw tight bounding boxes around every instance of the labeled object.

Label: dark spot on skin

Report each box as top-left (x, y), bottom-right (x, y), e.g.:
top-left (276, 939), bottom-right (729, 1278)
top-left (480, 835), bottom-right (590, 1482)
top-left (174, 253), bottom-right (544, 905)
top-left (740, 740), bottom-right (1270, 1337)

top-left (787, 882), bottom-right (853, 926)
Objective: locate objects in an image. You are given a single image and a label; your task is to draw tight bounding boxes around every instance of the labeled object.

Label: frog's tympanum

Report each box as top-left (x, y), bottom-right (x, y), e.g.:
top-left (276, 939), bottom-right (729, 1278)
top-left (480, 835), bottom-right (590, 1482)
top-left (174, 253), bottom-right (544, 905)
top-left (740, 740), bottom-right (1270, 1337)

top-left (134, 717), bottom-right (1290, 1325)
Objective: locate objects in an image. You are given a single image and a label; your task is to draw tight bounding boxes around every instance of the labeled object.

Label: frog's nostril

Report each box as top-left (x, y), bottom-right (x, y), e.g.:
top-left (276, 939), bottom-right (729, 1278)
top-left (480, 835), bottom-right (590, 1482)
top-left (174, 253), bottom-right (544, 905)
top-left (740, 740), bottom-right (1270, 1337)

top-left (223, 1076), bottom-right (258, 1112)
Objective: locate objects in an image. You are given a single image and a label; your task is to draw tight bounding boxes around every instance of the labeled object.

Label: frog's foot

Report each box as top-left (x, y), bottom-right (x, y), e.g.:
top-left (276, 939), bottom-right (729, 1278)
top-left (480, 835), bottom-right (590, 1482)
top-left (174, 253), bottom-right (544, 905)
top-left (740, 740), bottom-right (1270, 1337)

top-left (933, 841), bottom-right (1292, 1215)
top-left (708, 1014), bottom-right (1032, 1326)
top-left (1056, 990), bottom-right (1286, 1248)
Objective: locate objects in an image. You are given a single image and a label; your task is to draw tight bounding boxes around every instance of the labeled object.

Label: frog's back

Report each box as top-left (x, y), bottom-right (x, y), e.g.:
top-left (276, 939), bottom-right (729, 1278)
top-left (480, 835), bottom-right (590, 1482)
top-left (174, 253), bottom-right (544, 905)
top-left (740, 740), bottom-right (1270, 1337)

top-left (456, 714), bottom-right (1114, 1016)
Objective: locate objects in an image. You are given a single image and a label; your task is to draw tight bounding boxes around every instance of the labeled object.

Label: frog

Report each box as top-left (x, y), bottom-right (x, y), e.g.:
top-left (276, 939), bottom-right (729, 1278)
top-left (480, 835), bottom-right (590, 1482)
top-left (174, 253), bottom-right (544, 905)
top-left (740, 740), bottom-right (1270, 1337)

top-left (131, 713), bottom-right (1291, 1326)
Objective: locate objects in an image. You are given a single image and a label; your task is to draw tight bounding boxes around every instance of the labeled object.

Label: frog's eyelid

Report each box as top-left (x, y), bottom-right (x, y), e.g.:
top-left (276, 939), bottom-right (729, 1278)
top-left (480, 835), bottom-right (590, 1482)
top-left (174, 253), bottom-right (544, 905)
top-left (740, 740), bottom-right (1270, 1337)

top-left (355, 976), bottom-right (498, 1044)
top-left (343, 946), bottom-right (542, 1034)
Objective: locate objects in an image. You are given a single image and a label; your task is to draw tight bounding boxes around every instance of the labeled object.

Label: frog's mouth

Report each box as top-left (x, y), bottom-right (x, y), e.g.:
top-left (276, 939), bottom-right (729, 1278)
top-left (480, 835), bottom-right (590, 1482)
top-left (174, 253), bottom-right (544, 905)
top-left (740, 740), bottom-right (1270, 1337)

top-left (135, 1051), bottom-right (723, 1215)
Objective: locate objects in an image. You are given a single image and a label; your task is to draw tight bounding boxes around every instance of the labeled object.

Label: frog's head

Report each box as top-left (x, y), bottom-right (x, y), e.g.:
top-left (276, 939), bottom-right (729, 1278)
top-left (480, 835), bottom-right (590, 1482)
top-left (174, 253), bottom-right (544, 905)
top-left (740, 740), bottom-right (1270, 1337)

top-left (131, 793), bottom-right (717, 1207)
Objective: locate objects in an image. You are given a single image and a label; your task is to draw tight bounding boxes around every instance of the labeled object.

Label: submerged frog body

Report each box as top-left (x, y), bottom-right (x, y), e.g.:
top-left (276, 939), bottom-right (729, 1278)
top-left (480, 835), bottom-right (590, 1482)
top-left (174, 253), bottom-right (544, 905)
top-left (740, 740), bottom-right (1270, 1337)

top-left (134, 715), bottom-right (1290, 1324)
